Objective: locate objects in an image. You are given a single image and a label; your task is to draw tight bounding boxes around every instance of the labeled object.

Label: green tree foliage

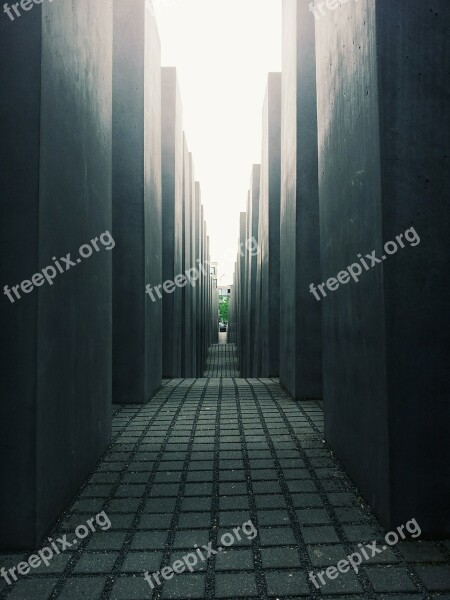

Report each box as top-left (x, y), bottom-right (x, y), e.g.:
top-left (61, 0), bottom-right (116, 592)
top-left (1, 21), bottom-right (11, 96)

top-left (219, 297), bottom-right (229, 323)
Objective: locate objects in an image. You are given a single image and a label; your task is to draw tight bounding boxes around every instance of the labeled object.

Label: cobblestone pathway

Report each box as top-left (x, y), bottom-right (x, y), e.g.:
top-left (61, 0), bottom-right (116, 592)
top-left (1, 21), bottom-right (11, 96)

top-left (1, 344), bottom-right (449, 600)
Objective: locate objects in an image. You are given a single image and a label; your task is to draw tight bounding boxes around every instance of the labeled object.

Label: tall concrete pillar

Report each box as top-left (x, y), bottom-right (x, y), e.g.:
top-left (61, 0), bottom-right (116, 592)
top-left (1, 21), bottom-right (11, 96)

top-left (238, 212), bottom-right (247, 374)
top-left (195, 183), bottom-right (203, 376)
top-left (280, 0), bottom-right (322, 399)
top-left (316, 0), bottom-right (450, 536)
top-left (189, 154), bottom-right (198, 376)
top-left (0, 0), bottom-right (113, 549)
top-left (181, 135), bottom-right (192, 376)
top-left (259, 73), bottom-right (282, 377)
top-left (244, 166), bottom-right (260, 377)
top-left (112, 0), bottom-right (162, 403)
top-left (161, 67), bottom-right (183, 378)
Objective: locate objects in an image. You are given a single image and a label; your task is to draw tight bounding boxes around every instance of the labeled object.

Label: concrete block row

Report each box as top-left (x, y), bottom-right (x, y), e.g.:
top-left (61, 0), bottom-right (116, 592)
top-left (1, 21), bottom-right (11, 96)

top-left (0, 0), bottom-right (216, 550)
top-left (230, 0), bottom-right (450, 536)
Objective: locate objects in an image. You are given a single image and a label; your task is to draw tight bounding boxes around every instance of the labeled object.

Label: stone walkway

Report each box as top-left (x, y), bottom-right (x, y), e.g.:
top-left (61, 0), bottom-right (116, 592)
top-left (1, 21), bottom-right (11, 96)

top-left (204, 332), bottom-right (239, 378)
top-left (1, 344), bottom-right (449, 600)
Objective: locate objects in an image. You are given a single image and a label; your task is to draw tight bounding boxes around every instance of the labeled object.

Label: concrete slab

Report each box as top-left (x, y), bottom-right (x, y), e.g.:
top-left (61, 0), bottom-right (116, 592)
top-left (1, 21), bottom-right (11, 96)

top-left (112, 0), bottom-right (162, 403)
top-left (0, 0), bottom-right (113, 549)
top-left (316, 0), bottom-right (450, 536)
top-left (258, 73), bottom-right (282, 378)
top-left (280, 0), bottom-right (322, 399)
top-left (161, 67), bottom-right (183, 378)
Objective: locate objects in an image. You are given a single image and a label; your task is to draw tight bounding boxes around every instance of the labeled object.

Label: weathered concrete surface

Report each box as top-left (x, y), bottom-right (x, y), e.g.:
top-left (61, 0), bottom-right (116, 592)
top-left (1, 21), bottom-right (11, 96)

top-left (237, 212), bottom-right (247, 374)
top-left (112, 0), bottom-right (162, 403)
top-left (280, 0), bottom-right (322, 399)
top-left (0, 1), bottom-right (113, 549)
top-left (316, 0), bottom-right (450, 536)
top-left (245, 166), bottom-right (260, 377)
top-left (258, 73), bottom-right (282, 377)
top-left (161, 67), bottom-right (183, 378)
top-left (188, 153), bottom-right (197, 377)
top-left (181, 135), bottom-right (191, 376)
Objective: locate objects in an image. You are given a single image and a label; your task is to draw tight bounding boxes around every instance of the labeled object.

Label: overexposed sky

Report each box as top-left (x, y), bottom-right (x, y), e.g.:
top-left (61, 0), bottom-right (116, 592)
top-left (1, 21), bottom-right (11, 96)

top-left (154, 0), bottom-right (282, 285)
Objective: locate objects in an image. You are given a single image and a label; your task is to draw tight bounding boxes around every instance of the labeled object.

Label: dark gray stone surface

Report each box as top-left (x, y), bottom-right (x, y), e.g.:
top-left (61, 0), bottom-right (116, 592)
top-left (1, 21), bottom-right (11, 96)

top-left (237, 212), bottom-right (247, 375)
top-left (188, 153), bottom-right (197, 377)
top-left (112, 0), bottom-right (162, 404)
top-left (181, 135), bottom-right (192, 377)
top-left (161, 67), bottom-right (183, 378)
top-left (1, 364), bottom-right (446, 596)
top-left (0, 1), bottom-right (113, 549)
top-left (316, 0), bottom-right (450, 536)
top-left (194, 182), bottom-right (203, 376)
top-left (280, 0), bottom-right (322, 399)
top-left (245, 166), bottom-right (260, 377)
top-left (258, 73), bottom-right (282, 378)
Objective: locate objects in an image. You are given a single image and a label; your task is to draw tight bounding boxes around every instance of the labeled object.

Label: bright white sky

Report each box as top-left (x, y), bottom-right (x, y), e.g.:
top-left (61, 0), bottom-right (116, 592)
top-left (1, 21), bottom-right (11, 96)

top-left (154, 0), bottom-right (282, 285)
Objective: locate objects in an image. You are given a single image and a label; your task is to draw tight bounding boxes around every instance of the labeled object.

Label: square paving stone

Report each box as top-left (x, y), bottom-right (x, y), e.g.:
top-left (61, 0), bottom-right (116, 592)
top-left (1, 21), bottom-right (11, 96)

top-left (416, 565), bottom-right (450, 591)
top-left (58, 577), bottom-right (106, 599)
top-left (258, 509), bottom-right (291, 526)
top-left (178, 512), bottom-right (212, 528)
top-left (261, 547), bottom-right (301, 568)
top-left (265, 571), bottom-right (309, 596)
top-left (219, 470), bottom-right (245, 482)
top-left (139, 514), bottom-right (173, 529)
top-left (398, 541), bottom-right (446, 563)
top-left (217, 529), bottom-right (252, 547)
top-left (326, 492), bottom-right (357, 506)
top-left (288, 480), bottom-right (318, 493)
top-left (108, 514), bottom-right (135, 529)
top-left (219, 496), bottom-right (250, 510)
top-left (87, 532), bottom-right (127, 551)
top-left (334, 507), bottom-right (368, 523)
top-left (8, 579), bottom-right (58, 600)
top-left (219, 511), bottom-right (251, 527)
top-left (150, 484), bottom-right (180, 497)
top-left (219, 483), bottom-right (248, 495)
top-left (318, 572), bottom-right (363, 595)
top-left (307, 545), bottom-right (348, 567)
top-left (302, 526), bottom-right (340, 544)
top-left (296, 509), bottom-right (332, 525)
top-left (121, 552), bottom-right (163, 573)
top-left (32, 552), bottom-right (72, 574)
top-left (111, 576), bottom-right (154, 599)
top-left (365, 567), bottom-right (418, 592)
top-left (254, 495), bottom-right (287, 509)
top-left (215, 572), bottom-right (258, 597)
top-left (215, 548), bottom-right (254, 571)
top-left (260, 527), bottom-right (296, 546)
top-left (131, 532), bottom-right (168, 550)
top-left (342, 524), bottom-right (380, 543)
top-left (186, 471), bottom-right (214, 482)
top-left (73, 552), bottom-right (119, 573)
top-left (168, 550), bottom-right (207, 572)
top-left (184, 483), bottom-right (213, 496)
top-left (145, 499), bottom-right (177, 513)
top-left (162, 573), bottom-right (206, 599)
top-left (292, 493), bottom-right (324, 508)
top-left (181, 497), bottom-right (212, 511)
top-left (252, 481), bottom-right (282, 494)
top-left (109, 499), bottom-right (141, 512)
top-left (173, 530), bottom-right (210, 550)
